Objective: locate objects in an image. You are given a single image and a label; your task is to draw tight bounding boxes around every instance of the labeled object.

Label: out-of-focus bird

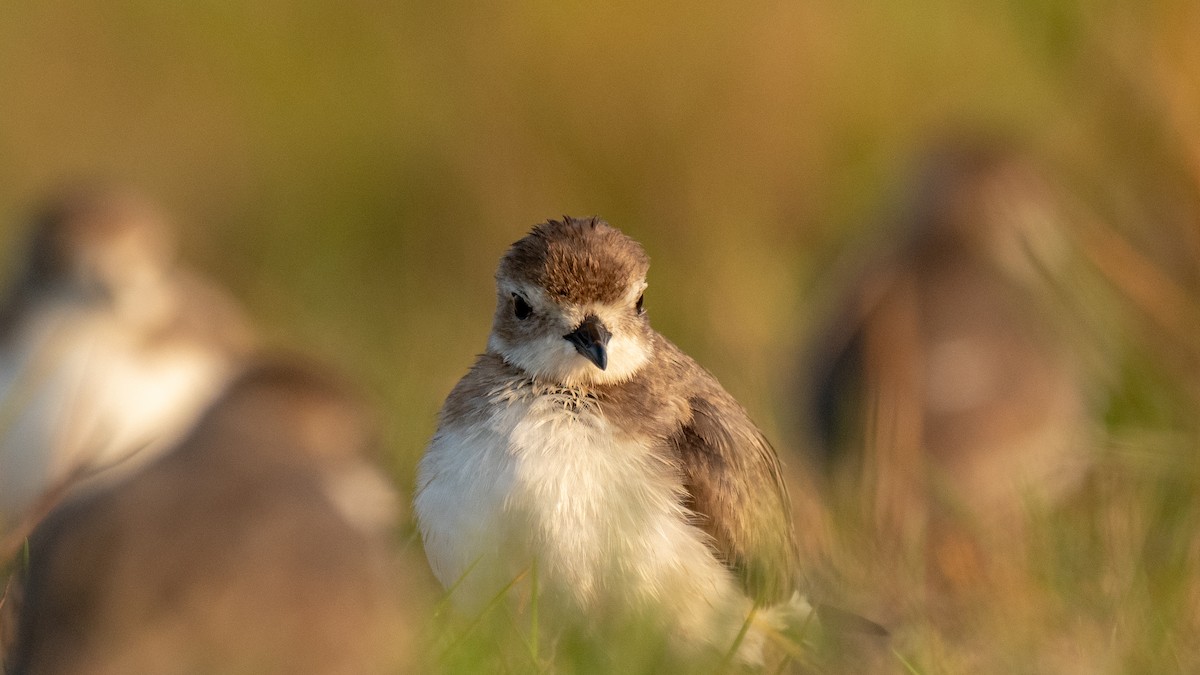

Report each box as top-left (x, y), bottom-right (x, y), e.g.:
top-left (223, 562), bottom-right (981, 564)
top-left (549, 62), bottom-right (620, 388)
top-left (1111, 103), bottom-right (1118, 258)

top-left (416, 217), bottom-right (875, 667)
top-left (801, 142), bottom-right (1094, 590)
top-left (9, 358), bottom-right (404, 675)
top-left (0, 184), bottom-right (253, 541)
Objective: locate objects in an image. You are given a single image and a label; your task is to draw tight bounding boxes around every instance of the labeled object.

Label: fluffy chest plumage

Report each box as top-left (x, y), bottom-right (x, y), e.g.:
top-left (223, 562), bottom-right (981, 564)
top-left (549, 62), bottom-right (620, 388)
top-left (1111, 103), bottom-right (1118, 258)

top-left (0, 305), bottom-right (231, 519)
top-left (416, 382), bottom-right (740, 621)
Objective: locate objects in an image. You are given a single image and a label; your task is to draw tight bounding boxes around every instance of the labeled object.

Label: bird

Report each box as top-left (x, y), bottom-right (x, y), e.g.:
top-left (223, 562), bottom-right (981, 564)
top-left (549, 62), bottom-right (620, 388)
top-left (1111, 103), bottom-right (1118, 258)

top-left (8, 357), bottom-right (405, 675)
top-left (800, 140), bottom-right (1094, 593)
top-left (415, 216), bottom-right (829, 666)
top-left (0, 183), bottom-right (253, 544)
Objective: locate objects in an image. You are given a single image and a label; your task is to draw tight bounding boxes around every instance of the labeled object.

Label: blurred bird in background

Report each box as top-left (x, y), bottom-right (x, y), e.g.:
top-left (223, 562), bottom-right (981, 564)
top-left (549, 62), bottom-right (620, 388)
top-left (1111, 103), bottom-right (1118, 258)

top-left (0, 184), bottom-right (254, 546)
top-left (9, 358), bottom-right (406, 675)
top-left (799, 139), bottom-right (1100, 600)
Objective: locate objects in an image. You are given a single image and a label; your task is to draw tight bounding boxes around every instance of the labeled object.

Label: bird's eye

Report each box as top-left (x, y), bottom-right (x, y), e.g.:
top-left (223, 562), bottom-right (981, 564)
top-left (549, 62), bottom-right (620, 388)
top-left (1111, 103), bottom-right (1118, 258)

top-left (635, 293), bottom-right (645, 315)
top-left (513, 293), bottom-right (532, 320)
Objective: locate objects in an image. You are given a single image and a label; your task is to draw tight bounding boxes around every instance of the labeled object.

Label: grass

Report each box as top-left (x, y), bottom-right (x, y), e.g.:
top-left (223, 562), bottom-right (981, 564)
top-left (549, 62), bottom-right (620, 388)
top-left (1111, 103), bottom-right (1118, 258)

top-left (1, 0), bottom-right (1199, 672)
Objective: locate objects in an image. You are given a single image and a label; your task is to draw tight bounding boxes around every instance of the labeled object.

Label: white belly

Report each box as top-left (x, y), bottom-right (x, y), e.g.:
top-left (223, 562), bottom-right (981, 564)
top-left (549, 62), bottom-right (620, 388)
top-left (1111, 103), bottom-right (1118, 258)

top-left (415, 387), bottom-right (752, 652)
top-left (0, 306), bottom-right (229, 524)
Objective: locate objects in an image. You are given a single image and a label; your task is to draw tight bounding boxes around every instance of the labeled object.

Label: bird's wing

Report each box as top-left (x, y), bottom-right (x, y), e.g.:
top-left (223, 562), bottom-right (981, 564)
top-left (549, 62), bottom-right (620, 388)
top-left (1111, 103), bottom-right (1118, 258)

top-left (667, 392), bottom-right (800, 605)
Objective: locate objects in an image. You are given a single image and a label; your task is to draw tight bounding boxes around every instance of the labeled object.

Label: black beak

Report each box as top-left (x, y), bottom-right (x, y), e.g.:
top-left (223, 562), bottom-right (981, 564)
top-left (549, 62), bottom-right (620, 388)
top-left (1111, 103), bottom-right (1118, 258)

top-left (563, 315), bottom-right (611, 371)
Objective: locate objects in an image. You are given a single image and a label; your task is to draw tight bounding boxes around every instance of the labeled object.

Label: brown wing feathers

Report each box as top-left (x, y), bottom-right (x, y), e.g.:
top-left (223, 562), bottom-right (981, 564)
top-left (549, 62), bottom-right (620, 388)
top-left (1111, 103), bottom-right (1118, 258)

top-left (670, 394), bottom-right (799, 605)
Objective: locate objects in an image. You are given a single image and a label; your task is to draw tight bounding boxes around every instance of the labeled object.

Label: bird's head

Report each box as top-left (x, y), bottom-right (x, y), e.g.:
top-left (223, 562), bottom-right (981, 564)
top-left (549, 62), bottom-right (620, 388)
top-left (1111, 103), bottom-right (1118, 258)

top-left (23, 183), bottom-right (178, 320)
top-left (488, 216), bottom-right (654, 387)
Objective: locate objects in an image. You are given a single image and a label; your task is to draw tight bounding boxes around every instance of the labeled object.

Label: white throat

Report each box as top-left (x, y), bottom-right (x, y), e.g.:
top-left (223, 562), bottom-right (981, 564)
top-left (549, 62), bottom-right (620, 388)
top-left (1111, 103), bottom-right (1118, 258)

top-left (487, 328), bottom-right (652, 387)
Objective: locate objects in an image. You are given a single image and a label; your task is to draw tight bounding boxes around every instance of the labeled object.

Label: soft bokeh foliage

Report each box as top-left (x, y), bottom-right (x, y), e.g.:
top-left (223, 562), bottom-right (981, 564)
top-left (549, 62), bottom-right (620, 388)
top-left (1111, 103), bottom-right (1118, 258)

top-left (2, 1), bottom-right (1198, 671)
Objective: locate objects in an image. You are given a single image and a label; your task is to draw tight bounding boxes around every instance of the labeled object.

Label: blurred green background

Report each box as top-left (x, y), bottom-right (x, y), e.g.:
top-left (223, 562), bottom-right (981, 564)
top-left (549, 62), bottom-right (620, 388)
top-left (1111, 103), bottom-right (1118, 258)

top-left (1, 1), bottom-right (1198, 671)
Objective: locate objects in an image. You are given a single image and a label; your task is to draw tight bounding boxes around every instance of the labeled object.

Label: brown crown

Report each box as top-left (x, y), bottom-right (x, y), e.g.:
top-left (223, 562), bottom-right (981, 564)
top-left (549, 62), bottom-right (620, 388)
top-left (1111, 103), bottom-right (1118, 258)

top-left (497, 216), bottom-right (649, 305)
